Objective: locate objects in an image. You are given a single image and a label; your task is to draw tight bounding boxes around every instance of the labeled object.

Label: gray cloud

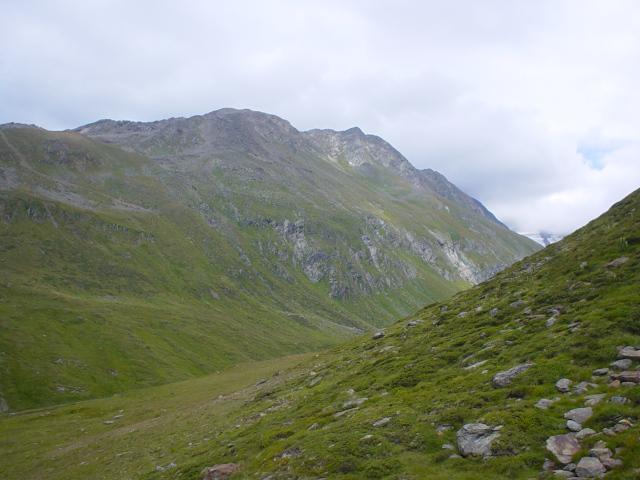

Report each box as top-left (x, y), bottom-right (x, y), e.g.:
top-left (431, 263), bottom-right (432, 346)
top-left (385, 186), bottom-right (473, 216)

top-left (2, 0), bottom-right (639, 235)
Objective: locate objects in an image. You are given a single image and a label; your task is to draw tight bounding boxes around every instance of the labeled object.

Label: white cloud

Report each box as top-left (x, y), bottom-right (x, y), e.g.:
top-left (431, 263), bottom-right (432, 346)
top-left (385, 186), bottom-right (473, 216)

top-left (1, 0), bottom-right (639, 235)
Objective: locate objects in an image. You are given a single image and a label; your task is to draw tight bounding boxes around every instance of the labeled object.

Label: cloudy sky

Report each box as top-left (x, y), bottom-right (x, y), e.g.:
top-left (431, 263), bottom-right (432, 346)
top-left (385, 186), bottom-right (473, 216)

top-left (2, 0), bottom-right (639, 235)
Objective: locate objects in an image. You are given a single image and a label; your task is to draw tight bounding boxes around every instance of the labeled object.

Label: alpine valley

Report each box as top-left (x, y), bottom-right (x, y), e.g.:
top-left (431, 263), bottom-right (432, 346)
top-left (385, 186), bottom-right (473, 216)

top-left (0, 110), bottom-right (639, 480)
top-left (0, 109), bottom-right (538, 412)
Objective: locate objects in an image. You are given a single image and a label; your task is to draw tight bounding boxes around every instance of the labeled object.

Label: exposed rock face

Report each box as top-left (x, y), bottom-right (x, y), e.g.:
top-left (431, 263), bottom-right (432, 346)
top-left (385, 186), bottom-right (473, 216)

top-left (456, 423), bottom-right (501, 458)
top-left (74, 108), bottom-right (539, 294)
top-left (492, 363), bottom-right (534, 388)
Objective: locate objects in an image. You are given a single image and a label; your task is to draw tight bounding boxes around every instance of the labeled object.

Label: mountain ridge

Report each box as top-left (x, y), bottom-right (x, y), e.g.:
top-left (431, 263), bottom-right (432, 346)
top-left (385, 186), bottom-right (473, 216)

top-left (0, 109), bottom-right (539, 411)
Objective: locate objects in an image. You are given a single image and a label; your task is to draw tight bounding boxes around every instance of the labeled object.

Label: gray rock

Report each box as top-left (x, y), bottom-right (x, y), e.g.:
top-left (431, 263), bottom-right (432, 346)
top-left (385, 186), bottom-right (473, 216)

top-left (575, 428), bottom-right (597, 441)
top-left (373, 417), bottom-right (391, 426)
top-left (566, 420), bottom-right (582, 432)
top-left (618, 345), bottom-right (640, 360)
top-left (602, 458), bottom-right (623, 470)
top-left (588, 447), bottom-right (612, 462)
top-left (456, 423), bottom-right (501, 458)
top-left (441, 444), bottom-right (456, 450)
top-left (575, 456), bottom-right (606, 478)
top-left (611, 359), bottom-right (632, 371)
top-left (571, 381), bottom-right (591, 395)
top-left (609, 395), bottom-right (630, 404)
top-left (543, 458), bottom-right (558, 471)
top-left (492, 363), bottom-right (534, 388)
top-left (552, 471), bottom-right (576, 478)
top-left (611, 370), bottom-right (640, 383)
top-left (583, 394), bottom-right (606, 406)
top-left (546, 434), bottom-right (581, 464)
top-left (564, 407), bottom-right (593, 425)
top-left (612, 422), bottom-right (630, 433)
top-left (489, 307), bottom-right (499, 317)
top-left (546, 316), bottom-right (557, 327)
top-left (564, 463), bottom-right (577, 472)
top-left (535, 397), bottom-right (560, 410)
top-left (556, 378), bottom-right (572, 393)
top-left (372, 331), bottom-right (385, 340)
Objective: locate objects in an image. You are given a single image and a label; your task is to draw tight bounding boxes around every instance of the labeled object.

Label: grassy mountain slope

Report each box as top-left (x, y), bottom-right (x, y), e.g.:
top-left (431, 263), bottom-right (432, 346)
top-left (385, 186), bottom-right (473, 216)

top-left (1, 189), bottom-right (637, 479)
top-left (0, 112), bottom-right (538, 412)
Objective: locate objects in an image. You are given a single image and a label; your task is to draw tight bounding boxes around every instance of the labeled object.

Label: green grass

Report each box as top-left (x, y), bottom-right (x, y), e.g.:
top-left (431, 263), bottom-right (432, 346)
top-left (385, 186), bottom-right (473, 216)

top-left (1, 188), bottom-right (639, 479)
top-left (0, 123), bottom-right (539, 411)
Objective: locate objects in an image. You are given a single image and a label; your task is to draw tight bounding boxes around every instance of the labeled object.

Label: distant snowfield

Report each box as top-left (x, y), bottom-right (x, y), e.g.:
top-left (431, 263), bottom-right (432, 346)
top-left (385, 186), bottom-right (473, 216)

top-left (521, 232), bottom-right (565, 247)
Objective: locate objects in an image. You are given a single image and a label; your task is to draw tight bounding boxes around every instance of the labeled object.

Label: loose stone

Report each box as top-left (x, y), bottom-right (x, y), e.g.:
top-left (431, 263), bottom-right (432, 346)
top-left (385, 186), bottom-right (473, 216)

top-left (611, 359), bottom-right (632, 370)
top-left (566, 420), bottom-right (582, 432)
top-left (575, 456), bottom-right (606, 478)
top-left (545, 434), bottom-right (581, 464)
top-left (563, 407), bottom-right (593, 425)
top-left (556, 379), bottom-right (572, 393)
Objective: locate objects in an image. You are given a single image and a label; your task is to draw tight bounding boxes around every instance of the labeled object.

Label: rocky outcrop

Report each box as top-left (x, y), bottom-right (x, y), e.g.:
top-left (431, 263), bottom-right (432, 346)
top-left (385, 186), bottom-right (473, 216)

top-left (456, 423), bottom-right (501, 458)
top-left (492, 363), bottom-right (534, 388)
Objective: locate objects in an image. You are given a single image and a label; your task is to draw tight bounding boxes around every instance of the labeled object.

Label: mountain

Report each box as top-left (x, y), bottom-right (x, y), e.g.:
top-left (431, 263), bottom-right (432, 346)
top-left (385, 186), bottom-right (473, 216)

top-left (0, 109), bottom-right (538, 411)
top-left (1, 188), bottom-right (637, 479)
top-left (522, 232), bottom-right (565, 247)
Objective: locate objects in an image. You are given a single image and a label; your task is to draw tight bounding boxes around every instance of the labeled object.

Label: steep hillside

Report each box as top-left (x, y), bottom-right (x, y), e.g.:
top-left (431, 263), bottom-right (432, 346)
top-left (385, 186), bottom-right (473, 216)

top-left (1, 189), bottom-right (637, 480)
top-left (0, 111), bottom-right (538, 411)
top-left (185, 187), bottom-right (636, 479)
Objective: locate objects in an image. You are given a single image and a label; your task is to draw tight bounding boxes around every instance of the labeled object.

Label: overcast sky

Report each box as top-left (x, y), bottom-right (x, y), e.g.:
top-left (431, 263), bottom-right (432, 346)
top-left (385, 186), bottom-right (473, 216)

top-left (2, 0), bottom-right (639, 235)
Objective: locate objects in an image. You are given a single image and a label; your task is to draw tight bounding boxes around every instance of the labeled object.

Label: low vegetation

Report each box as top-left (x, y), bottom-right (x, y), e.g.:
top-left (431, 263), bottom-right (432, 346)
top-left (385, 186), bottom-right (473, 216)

top-left (1, 186), bottom-right (638, 478)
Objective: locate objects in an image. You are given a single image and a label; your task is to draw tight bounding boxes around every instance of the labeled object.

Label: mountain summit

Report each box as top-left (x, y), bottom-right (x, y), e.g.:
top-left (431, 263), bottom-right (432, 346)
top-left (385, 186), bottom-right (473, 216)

top-left (0, 109), bottom-right (538, 410)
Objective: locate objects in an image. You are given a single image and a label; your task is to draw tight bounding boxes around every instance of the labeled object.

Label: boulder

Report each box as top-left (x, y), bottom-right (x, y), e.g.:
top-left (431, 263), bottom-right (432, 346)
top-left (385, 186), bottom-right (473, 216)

top-left (609, 395), bottom-right (630, 404)
top-left (372, 331), bottom-right (385, 340)
top-left (556, 378), bottom-right (572, 393)
top-left (610, 359), bottom-right (632, 371)
top-left (592, 368), bottom-right (610, 376)
top-left (545, 434), bottom-right (581, 464)
top-left (456, 423), bottom-right (501, 458)
top-left (492, 363), bottom-right (534, 388)
top-left (617, 345), bottom-right (640, 360)
top-left (203, 463), bottom-right (241, 479)
top-left (574, 457), bottom-right (606, 478)
top-left (611, 370), bottom-right (640, 383)
top-left (563, 407), bottom-right (593, 425)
